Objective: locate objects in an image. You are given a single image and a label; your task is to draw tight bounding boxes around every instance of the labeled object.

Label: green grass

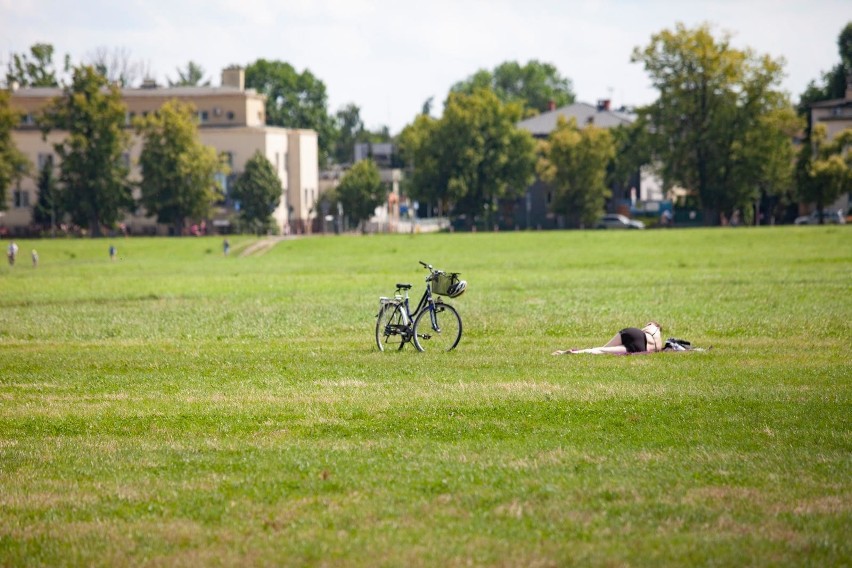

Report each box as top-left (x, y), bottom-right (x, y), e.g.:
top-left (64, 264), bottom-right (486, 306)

top-left (1, 227), bottom-right (850, 566)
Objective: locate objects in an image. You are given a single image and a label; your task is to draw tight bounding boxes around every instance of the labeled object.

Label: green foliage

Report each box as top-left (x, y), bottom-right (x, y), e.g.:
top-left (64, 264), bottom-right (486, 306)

top-left (797, 22), bottom-right (852, 117)
top-left (332, 103), bottom-right (366, 165)
top-left (608, 118), bottom-right (654, 194)
top-left (39, 65), bottom-right (132, 236)
top-left (31, 157), bottom-right (61, 230)
top-left (796, 125), bottom-right (852, 218)
top-left (135, 99), bottom-right (224, 234)
top-left (402, 89), bottom-right (536, 225)
top-left (0, 90), bottom-right (29, 211)
top-left (336, 159), bottom-right (384, 229)
top-left (230, 151), bottom-right (282, 234)
top-left (538, 116), bottom-right (616, 227)
top-left (0, 228), bottom-right (849, 565)
top-left (451, 60), bottom-right (576, 115)
top-left (168, 61), bottom-right (211, 87)
top-left (244, 59), bottom-right (335, 166)
top-left (632, 22), bottom-right (798, 223)
top-left (4, 43), bottom-right (62, 87)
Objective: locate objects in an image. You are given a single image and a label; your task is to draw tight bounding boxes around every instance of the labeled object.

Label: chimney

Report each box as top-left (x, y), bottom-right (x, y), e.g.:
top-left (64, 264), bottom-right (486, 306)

top-left (222, 66), bottom-right (245, 90)
top-left (596, 99), bottom-right (611, 112)
top-left (547, 100), bottom-right (556, 111)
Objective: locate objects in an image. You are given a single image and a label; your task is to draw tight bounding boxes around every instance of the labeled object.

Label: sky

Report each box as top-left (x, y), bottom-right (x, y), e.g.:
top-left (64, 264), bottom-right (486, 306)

top-left (1, 0), bottom-right (848, 134)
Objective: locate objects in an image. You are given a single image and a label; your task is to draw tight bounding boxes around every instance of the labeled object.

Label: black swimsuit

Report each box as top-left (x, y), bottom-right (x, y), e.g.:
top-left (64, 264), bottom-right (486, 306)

top-left (619, 327), bottom-right (647, 353)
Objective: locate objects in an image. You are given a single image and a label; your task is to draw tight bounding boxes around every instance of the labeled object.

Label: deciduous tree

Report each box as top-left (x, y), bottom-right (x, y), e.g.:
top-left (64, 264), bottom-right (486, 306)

top-left (538, 116), bottom-right (615, 227)
top-left (332, 103), bottom-right (367, 165)
top-left (32, 157), bottom-right (61, 233)
top-left (451, 60), bottom-right (575, 115)
top-left (5, 43), bottom-right (64, 87)
top-left (135, 99), bottom-right (224, 234)
top-left (403, 89), bottom-right (536, 227)
top-left (631, 22), bottom-right (798, 224)
top-left (0, 90), bottom-right (29, 211)
top-left (797, 22), bottom-right (852, 118)
top-left (796, 125), bottom-right (852, 223)
top-left (86, 46), bottom-right (149, 87)
top-left (230, 151), bottom-right (282, 234)
top-left (335, 159), bottom-right (384, 231)
top-left (245, 59), bottom-right (335, 166)
top-left (39, 65), bottom-right (132, 236)
top-left (168, 61), bottom-right (211, 87)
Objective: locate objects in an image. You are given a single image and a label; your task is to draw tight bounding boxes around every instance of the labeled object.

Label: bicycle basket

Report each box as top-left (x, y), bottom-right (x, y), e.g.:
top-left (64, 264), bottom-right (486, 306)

top-left (432, 272), bottom-right (460, 296)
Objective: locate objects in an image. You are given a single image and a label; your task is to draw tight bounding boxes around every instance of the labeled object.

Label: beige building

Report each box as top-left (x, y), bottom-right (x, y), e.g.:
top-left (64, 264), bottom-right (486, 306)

top-left (2, 67), bottom-right (318, 235)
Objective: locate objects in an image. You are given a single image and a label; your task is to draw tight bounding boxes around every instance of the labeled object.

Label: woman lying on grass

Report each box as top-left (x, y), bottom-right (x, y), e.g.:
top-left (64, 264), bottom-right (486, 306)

top-left (553, 321), bottom-right (663, 355)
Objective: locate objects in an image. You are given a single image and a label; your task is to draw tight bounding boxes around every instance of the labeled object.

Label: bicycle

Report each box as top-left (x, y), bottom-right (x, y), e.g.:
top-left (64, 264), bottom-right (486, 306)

top-left (375, 261), bottom-right (466, 352)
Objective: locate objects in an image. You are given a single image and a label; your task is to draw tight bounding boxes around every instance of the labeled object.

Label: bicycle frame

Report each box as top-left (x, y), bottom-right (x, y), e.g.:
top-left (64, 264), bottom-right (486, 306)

top-left (382, 277), bottom-right (442, 332)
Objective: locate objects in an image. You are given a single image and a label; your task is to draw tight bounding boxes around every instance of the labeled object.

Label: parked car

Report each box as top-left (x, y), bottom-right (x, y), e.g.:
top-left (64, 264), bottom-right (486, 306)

top-left (595, 214), bottom-right (645, 229)
top-left (794, 210), bottom-right (846, 225)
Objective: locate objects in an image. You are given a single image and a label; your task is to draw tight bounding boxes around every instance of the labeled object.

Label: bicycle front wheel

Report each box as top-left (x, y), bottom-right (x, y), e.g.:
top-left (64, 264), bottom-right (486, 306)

top-left (376, 302), bottom-right (409, 351)
top-left (413, 302), bottom-right (462, 352)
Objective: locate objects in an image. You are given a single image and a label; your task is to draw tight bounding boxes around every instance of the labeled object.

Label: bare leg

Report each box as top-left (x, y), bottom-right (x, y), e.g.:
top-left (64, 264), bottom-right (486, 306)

top-left (553, 333), bottom-right (628, 355)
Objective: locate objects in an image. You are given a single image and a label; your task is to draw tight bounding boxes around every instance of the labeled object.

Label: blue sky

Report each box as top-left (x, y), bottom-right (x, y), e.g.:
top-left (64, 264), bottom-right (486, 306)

top-left (1, 0), bottom-right (848, 133)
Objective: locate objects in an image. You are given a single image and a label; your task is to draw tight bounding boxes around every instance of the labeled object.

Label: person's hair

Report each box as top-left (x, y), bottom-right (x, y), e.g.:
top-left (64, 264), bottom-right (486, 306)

top-left (645, 321), bottom-right (661, 332)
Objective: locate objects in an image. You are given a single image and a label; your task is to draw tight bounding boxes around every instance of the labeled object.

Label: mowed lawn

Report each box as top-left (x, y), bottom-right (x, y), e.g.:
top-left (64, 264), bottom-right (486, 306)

top-left (0, 227), bottom-right (850, 567)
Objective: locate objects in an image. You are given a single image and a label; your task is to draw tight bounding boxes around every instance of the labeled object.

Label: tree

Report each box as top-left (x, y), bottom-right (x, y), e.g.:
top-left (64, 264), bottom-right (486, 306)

top-left (85, 46), bottom-right (149, 87)
top-left (0, 90), bottom-right (29, 211)
top-left (169, 61), bottom-right (211, 87)
top-left (39, 65), bottom-right (132, 236)
top-left (451, 60), bottom-right (576, 115)
top-left (538, 116), bottom-right (616, 227)
top-left (402, 89), bottom-right (537, 227)
top-left (244, 59), bottom-right (336, 166)
top-left (135, 99), bottom-right (224, 235)
top-left (607, 117), bottom-right (654, 200)
top-left (5, 43), bottom-right (65, 87)
top-left (332, 103), bottom-right (366, 165)
top-left (631, 22), bottom-right (799, 224)
top-left (335, 159), bottom-right (384, 231)
top-left (797, 22), bottom-right (852, 118)
top-left (796, 125), bottom-right (852, 223)
top-left (230, 151), bottom-right (282, 234)
top-left (32, 156), bottom-right (61, 234)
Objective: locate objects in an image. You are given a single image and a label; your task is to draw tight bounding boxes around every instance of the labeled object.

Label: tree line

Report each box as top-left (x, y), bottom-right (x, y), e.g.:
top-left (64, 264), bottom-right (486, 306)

top-left (2, 21), bottom-right (851, 234)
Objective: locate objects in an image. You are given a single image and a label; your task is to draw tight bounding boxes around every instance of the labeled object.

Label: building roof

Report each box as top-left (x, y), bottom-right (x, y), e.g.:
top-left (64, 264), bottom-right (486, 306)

top-left (516, 102), bottom-right (636, 137)
top-left (10, 85), bottom-right (259, 99)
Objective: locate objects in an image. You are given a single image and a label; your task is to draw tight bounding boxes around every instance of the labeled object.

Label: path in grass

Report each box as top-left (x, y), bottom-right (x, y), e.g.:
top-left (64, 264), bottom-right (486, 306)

top-left (238, 235), bottom-right (294, 257)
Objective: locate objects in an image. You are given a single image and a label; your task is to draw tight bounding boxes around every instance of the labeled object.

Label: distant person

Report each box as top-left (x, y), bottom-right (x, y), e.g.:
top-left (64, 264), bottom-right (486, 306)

top-left (31, 249), bottom-right (38, 267)
top-left (660, 208), bottom-right (673, 227)
top-left (109, 244), bottom-right (117, 261)
top-left (223, 238), bottom-right (230, 256)
top-left (553, 321), bottom-right (663, 355)
top-left (7, 241), bottom-right (18, 266)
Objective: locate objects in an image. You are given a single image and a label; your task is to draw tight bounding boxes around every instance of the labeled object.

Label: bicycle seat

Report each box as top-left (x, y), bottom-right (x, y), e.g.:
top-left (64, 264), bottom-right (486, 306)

top-left (396, 283), bottom-right (412, 290)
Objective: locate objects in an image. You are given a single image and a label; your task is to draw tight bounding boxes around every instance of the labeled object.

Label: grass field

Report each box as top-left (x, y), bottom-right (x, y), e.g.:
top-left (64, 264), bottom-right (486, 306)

top-left (1, 226), bottom-right (850, 567)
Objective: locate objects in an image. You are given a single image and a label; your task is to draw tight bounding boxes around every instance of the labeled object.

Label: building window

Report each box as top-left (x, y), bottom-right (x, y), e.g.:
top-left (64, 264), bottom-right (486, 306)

top-left (222, 152), bottom-right (234, 168)
top-left (37, 153), bottom-right (53, 170)
top-left (198, 110), bottom-right (209, 123)
top-left (227, 111), bottom-right (235, 120)
top-left (20, 113), bottom-right (35, 126)
top-left (13, 190), bottom-right (30, 208)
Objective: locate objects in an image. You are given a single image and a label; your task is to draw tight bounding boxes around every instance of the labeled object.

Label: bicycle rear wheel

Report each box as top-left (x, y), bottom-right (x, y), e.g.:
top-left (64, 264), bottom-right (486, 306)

top-left (413, 302), bottom-right (462, 352)
top-left (376, 303), bottom-right (409, 351)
